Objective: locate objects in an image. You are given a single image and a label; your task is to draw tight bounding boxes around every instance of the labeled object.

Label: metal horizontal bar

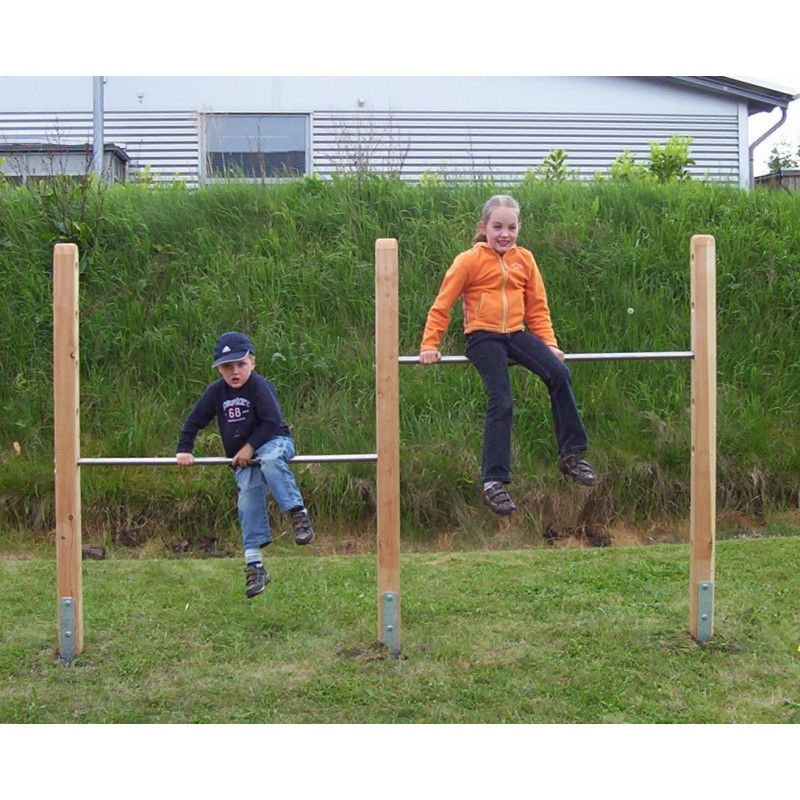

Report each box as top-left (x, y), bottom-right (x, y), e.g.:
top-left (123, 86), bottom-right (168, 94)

top-left (77, 454), bottom-right (378, 466)
top-left (400, 351), bottom-right (693, 364)
top-left (292, 454), bottom-right (377, 463)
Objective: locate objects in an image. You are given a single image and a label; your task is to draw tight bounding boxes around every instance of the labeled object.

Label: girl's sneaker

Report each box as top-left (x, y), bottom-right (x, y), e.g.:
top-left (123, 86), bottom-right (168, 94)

top-left (482, 482), bottom-right (517, 516)
top-left (244, 563), bottom-right (270, 598)
top-left (559, 452), bottom-right (597, 486)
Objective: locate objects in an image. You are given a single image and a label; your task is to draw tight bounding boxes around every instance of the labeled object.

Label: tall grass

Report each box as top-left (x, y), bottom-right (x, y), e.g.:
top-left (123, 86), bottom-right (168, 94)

top-left (2, 175), bottom-right (800, 544)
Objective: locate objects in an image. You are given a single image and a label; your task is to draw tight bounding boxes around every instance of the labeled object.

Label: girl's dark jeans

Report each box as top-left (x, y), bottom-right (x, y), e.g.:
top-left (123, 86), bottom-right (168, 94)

top-left (465, 330), bottom-right (589, 484)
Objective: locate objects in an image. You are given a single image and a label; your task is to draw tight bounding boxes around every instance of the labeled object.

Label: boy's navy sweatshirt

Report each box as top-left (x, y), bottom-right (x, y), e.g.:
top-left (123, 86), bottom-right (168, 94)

top-left (177, 372), bottom-right (292, 457)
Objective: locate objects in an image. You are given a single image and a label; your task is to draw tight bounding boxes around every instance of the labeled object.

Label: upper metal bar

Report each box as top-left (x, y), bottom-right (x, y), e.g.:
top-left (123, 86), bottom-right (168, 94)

top-left (399, 351), bottom-right (693, 364)
top-left (77, 454), bottom-right (378, 466)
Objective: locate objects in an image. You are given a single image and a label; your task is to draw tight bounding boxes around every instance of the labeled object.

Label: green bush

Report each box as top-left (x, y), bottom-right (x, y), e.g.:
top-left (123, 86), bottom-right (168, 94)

top-left (647, 135), bottom-right (695, 183)
top-left (767, 140), bottom-right (799, 173)
top-left (609, 135), bottom-right (696, 183)
top-left (609, 150), bottom-right (651, 182)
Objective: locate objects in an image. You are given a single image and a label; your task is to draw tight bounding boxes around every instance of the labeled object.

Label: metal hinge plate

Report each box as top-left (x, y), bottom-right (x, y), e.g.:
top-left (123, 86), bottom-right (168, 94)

top-left (696, 581), bottom-right (713, 642)
top-left (59, 597), bottom-right (76, 661)
top-left (381, 592), bottom-right (399, 657)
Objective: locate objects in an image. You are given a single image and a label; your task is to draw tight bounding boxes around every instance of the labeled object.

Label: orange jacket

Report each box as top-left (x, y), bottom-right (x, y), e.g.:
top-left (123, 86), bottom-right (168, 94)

top-left (420, 243), bottom-right (557, 351)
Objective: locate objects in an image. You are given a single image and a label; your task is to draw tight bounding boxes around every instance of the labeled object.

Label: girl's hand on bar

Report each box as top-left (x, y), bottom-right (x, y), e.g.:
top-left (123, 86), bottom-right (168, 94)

top-left (419, 350), bottom-right (442, 364)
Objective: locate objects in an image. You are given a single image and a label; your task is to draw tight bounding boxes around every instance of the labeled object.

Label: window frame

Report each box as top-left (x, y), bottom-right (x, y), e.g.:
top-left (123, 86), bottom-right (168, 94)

top-left (200, 112), bottom-right (310, 183)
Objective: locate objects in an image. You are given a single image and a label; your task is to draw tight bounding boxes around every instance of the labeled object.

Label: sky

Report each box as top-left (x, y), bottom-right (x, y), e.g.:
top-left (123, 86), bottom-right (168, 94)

top-left (5, 2), bottom-right (800, 177)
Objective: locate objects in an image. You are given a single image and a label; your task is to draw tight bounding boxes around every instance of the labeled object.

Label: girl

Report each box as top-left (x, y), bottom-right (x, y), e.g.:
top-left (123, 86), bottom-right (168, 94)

top-left (419, 195), bottom-right (596, 516)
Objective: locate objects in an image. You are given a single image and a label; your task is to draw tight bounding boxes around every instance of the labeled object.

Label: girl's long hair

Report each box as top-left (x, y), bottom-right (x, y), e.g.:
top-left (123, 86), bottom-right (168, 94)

top-left (473, 194), bottom-right (521, 243)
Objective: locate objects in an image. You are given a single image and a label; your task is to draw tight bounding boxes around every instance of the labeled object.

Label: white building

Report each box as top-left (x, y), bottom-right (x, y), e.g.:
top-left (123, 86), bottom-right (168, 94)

top-left (0, 76), bottom-right (795, 188)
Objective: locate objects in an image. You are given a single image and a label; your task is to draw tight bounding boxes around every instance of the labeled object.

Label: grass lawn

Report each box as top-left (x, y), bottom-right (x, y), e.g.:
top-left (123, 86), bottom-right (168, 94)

top-left (2, 536), bottom-right (800, 724)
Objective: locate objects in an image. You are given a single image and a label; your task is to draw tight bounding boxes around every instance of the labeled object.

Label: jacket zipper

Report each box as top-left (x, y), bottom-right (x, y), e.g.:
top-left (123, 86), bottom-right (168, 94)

top-left (498, 254), bottom-right (509, 332)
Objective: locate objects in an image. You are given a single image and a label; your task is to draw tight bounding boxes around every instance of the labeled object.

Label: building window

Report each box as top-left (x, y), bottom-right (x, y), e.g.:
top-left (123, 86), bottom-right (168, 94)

top-left (204, 114), bottom-right (307, 179)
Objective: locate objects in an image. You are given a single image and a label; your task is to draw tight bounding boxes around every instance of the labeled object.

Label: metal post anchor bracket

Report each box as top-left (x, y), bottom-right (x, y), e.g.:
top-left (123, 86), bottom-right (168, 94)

top-left (59, 597), bottom-right (77, 661)
top-left (695, 581), bottom-right (714, 643)
top-left (381, 592), bottom-right (399, 658)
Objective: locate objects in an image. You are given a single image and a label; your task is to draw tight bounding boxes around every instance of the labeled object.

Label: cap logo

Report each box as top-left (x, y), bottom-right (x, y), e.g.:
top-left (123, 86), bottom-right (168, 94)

top-left (222, 346), bottom-right (231, 353)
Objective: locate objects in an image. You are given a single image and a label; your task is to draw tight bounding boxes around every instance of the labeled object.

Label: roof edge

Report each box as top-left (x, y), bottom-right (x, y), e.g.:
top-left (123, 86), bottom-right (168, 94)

top-left (671, 76), bottom-right (799, 113)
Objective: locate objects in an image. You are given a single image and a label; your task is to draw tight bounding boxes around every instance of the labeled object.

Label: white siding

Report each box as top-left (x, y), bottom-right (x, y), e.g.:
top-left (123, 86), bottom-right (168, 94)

top-left (0, 76), bottom-right (739, 116)
top-left (312, 110), bottom-right (741, 183)
top-left (0, 105), bottom-right (741, 185)
top-left (0, 111), bottom-right (200, 185)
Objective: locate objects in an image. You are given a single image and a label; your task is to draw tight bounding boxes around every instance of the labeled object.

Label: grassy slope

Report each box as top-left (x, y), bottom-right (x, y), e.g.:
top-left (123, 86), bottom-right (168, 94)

top-left (2, 177), bottom-right (800, 543)
top-left (2, 537), bottom-right (799, 723)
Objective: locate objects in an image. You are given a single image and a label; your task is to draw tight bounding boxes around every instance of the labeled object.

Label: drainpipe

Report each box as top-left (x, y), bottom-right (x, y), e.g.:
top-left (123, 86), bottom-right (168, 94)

top-left (749, 106), bottom-right (787, 188)
top-left (92, 76), bottom-right (104, 180)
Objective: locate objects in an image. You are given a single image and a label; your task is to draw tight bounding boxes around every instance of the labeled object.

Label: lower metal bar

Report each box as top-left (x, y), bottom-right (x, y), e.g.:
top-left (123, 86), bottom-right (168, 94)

top-left (77, 454), bottom-right (378, 466)
top-left (400, 351), bottom-right (693, 364)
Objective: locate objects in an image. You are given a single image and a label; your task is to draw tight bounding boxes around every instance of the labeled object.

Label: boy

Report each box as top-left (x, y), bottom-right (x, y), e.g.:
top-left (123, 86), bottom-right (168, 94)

top-left (176, 331), bottom-right (314, 598)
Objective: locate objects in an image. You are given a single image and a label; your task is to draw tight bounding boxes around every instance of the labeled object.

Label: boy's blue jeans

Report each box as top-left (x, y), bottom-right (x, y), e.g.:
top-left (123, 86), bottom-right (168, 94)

top-left (465, 330), bottom-right (589, 484)
top-left (234, 436), bottom-right (304, 551)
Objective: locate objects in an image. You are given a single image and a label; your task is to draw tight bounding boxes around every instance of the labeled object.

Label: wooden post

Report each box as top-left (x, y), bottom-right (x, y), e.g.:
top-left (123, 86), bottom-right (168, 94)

top-left (53, 243), bottom-right (83, 659)
top-left (375, 238), bottom-right (401, 655)
top-left (689, 235), bottom-right (716, 642)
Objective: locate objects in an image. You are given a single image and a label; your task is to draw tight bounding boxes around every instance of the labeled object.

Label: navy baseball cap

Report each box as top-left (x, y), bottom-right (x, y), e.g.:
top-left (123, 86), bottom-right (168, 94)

top-left (212, 331), bottom-right (255, 367)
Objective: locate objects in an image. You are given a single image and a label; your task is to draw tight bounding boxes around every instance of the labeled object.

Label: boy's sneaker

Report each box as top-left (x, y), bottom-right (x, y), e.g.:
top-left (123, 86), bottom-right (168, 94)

top-left (291, 509), bottom-right (315, 545)
top-left (482, 482), bottom-right (517, 516)
top-left (244, 563), bottom-right (270, 598)
top-left (559, 452), bottom-right (597, 486)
